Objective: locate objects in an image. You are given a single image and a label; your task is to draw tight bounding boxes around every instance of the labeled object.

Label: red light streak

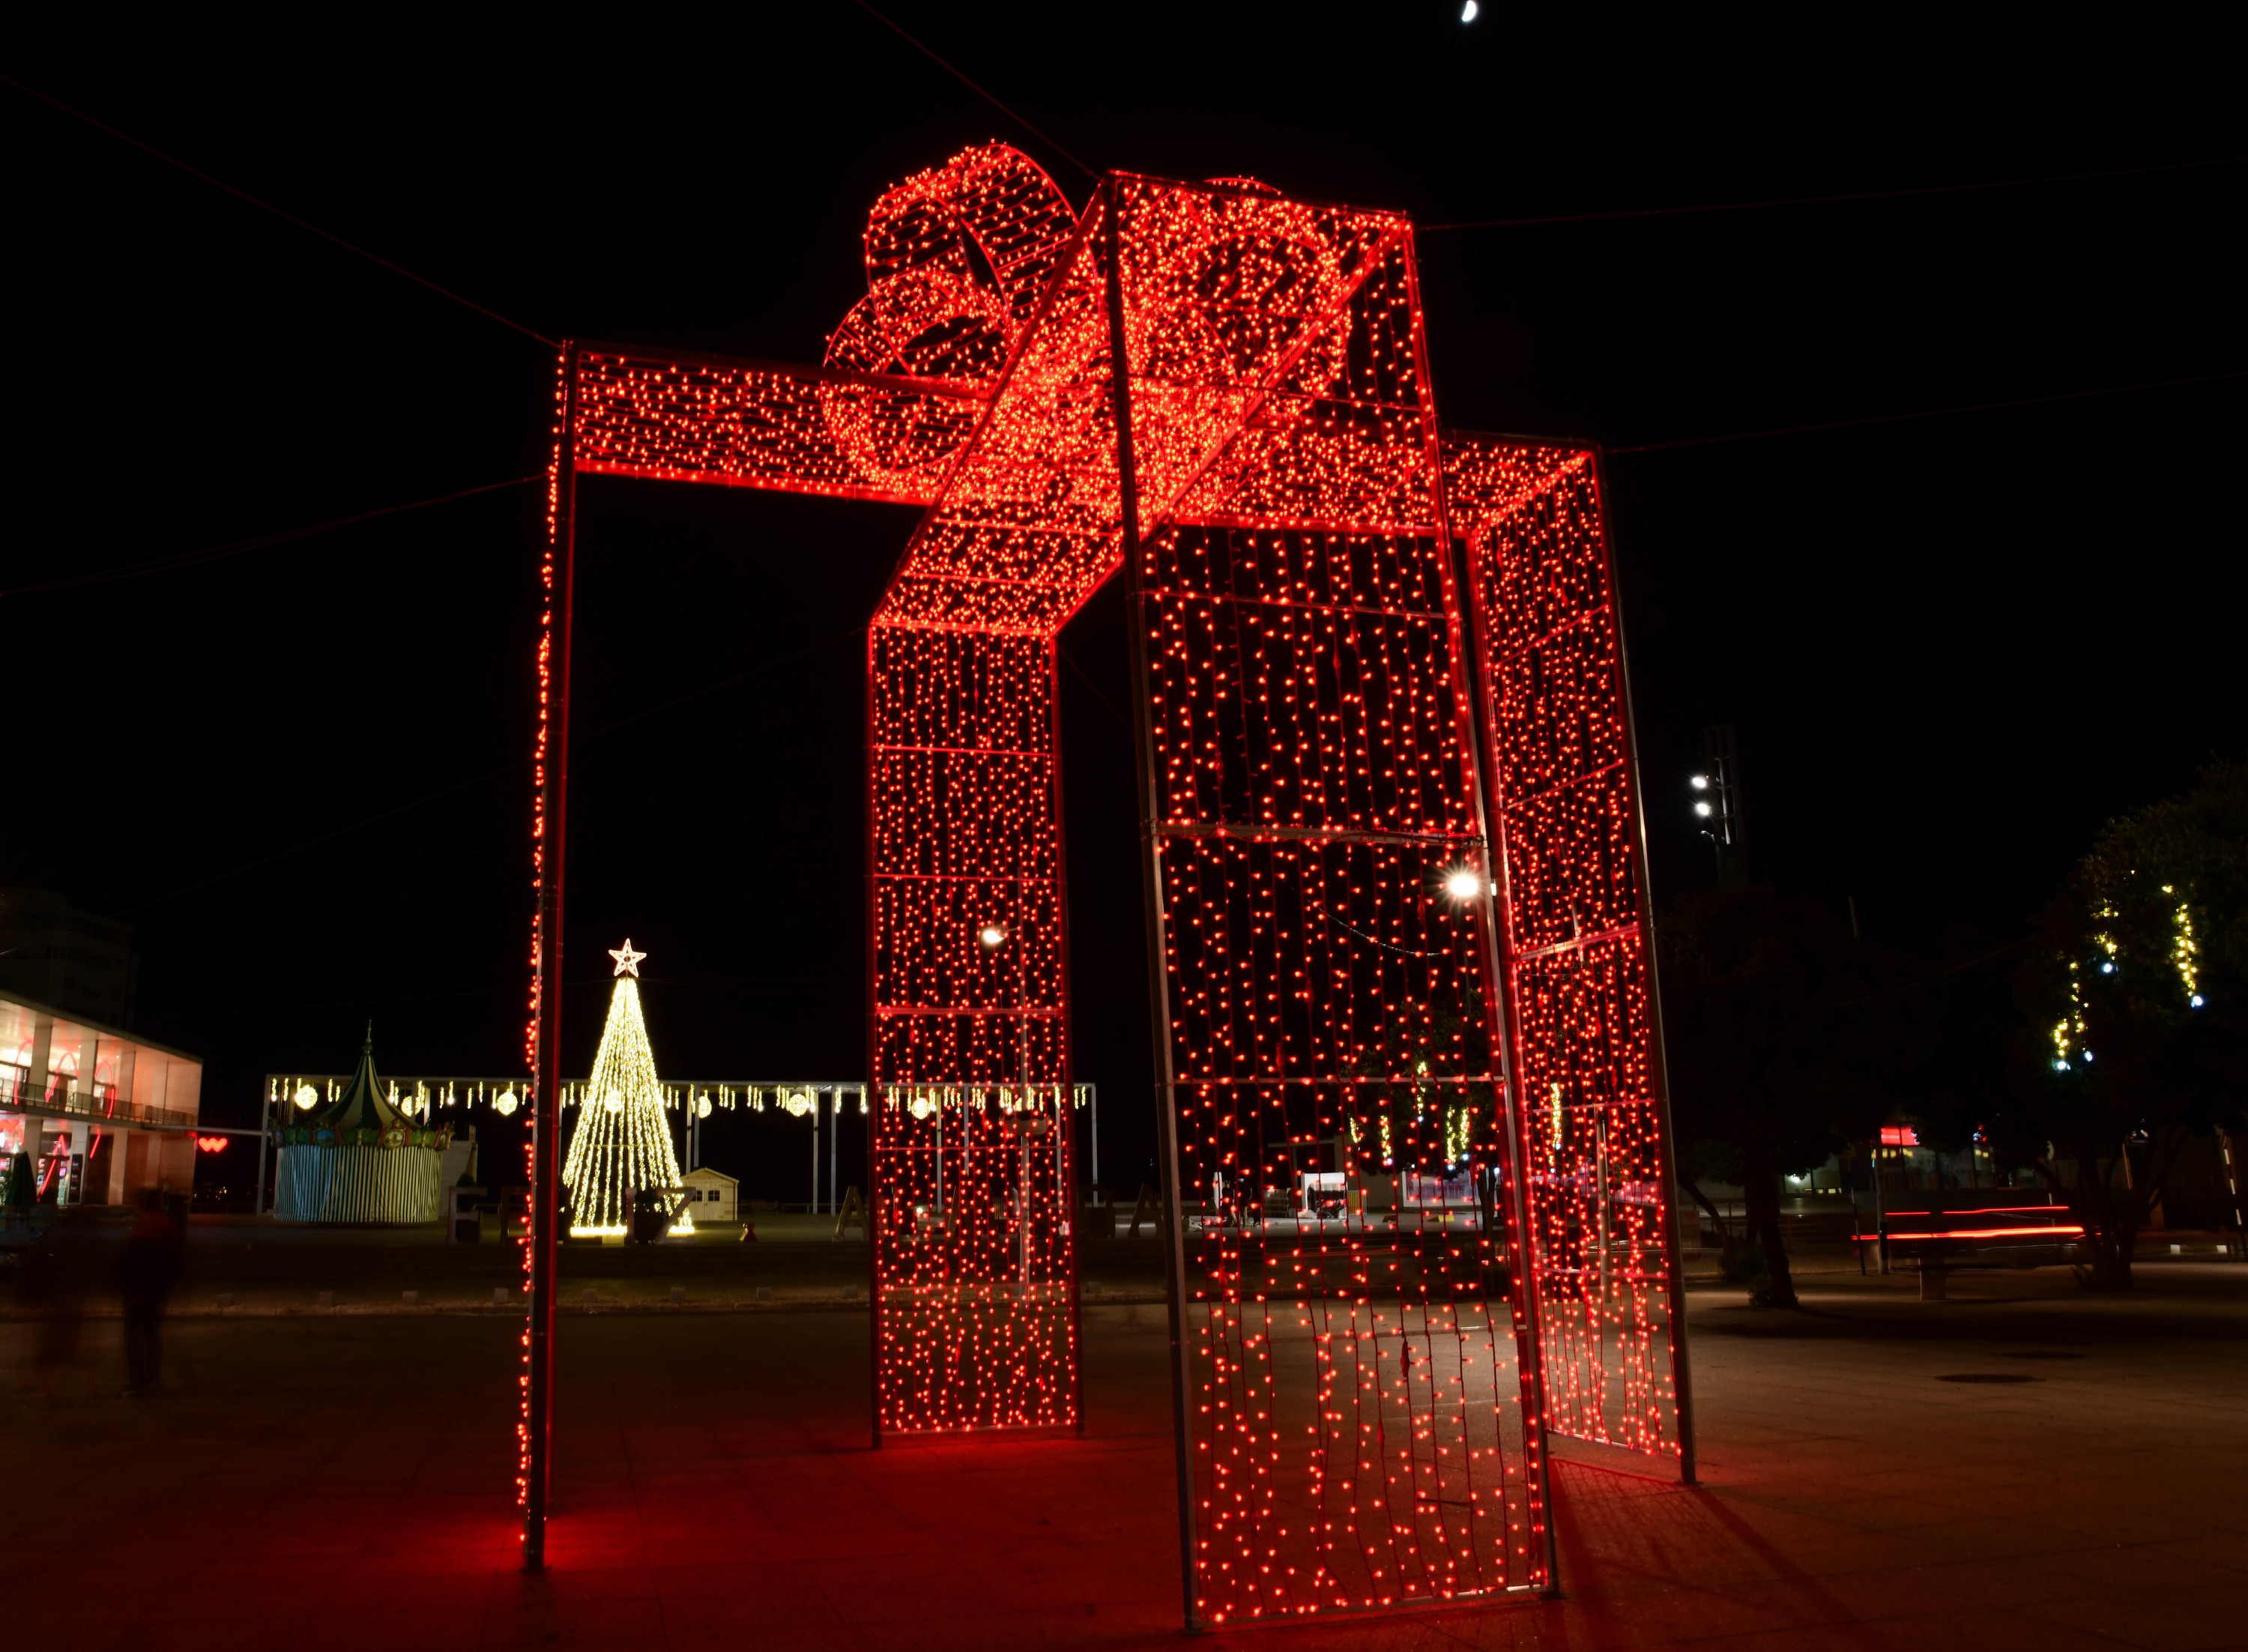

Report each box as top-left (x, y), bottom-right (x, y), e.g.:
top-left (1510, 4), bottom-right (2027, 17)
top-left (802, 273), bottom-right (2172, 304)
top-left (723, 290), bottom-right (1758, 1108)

top-left (1862, 1226), bottom-right (2086, 1241)
top-left (1885, 1205), bottom-right (2068, 1217)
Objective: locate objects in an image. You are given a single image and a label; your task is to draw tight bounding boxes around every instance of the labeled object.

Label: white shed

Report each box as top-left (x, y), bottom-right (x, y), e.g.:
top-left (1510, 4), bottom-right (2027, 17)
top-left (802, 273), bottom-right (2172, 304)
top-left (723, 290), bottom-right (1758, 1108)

top-left (681, 1165), bottom-right (738, 1223)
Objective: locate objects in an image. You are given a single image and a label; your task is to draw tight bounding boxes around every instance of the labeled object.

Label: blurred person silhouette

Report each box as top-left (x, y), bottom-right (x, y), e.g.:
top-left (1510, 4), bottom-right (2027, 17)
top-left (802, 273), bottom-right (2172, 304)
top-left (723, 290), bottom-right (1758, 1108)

top-left (117, 1185), bottom-right (185, 1397)
top-left (17, 1207), bottom-right (95, 1398)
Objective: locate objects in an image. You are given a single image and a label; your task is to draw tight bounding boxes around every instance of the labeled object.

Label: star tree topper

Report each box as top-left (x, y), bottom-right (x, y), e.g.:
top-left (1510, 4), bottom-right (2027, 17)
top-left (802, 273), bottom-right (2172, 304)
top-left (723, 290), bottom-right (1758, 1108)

top-left (608, 940), bottom-right (647, 978)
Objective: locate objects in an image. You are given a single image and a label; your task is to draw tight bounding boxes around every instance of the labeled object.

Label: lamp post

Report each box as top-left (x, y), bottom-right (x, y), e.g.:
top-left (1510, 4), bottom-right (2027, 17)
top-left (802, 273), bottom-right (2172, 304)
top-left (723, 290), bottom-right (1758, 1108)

top-left (1690, 724), bottom-right (1747, 886)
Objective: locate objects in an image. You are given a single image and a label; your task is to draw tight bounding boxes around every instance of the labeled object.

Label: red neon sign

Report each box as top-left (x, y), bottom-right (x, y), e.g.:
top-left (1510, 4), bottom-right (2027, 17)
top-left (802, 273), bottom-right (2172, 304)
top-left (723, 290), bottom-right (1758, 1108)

top-left (1879, 1125), bottom-right (1920, 1146)
top-left (195, 1135), bottom-right (229, 1153)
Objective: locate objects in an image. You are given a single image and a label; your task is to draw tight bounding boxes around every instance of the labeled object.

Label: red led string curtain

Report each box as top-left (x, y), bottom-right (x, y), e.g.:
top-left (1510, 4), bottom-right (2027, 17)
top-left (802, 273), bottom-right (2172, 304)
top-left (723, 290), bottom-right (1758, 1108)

top-left (565, 145), bottom-right (1104, 1436)
top-left (1099, 175), bottom-right (1552, 1625)
top-left (525, 142), bottom-right (1688, 1620)
top-left (1448, 438), bottom-right (1694, 1471)
top-left (853, 148), bottom-right (1097, 1434)
top-left (865, 628), bottom-right (1079, 1432)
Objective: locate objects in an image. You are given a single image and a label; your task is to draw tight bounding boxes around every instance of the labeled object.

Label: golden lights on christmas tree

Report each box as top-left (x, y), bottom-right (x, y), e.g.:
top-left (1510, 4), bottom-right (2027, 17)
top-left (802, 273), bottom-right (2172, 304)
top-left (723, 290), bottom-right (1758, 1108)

top-left (561, 945), bottom-right (690, 1237)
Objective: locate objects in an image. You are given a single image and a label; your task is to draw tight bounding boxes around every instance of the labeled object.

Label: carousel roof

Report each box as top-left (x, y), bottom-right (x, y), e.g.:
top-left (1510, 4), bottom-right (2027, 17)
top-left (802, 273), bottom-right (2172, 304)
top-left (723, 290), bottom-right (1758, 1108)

top-left (316, 1025), bottom-right (405, 1132)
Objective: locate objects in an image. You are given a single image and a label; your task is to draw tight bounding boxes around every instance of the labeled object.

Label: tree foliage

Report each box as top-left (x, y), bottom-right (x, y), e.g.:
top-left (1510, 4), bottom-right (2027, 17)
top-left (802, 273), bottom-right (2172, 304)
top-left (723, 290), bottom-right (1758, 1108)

top-left (1989, 759), bottom-right (2248, 1286)
top-left (1655, 884), bottom-right (1889, 1307)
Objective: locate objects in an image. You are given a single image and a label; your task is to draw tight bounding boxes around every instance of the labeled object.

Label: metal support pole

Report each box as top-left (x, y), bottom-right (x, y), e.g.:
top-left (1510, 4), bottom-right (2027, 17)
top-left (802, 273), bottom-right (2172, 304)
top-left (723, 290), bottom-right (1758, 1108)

top-left (1048, 643), bottom-right (1086, 1431)
top-left (1101, 172), bottom-right (1197, 1633)
top-left (1596, 456), bottom-right (1699, 1484)
top-left (865, 630), bottom-right (884, 1447)
top-left (1876, 1151), bottom-right (1890, 1274)
top-left (254, 1084), bottom-right (270, 1216)
top-left (1450, 549), bottom-right (1563, 1576)
top-left (525, 341), bottom-right (581, 1569)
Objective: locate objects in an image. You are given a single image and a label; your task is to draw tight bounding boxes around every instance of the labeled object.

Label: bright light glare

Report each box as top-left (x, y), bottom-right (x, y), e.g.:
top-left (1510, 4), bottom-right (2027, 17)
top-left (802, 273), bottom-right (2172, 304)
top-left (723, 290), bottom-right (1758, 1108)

top-left (1444, 868), bottom-right (1484, 901)
top-left (1460, 0), bottom-right (1478, 19)
top-left (2053, 1059), bottom-right (2070, 1072)
top-left (2191, 993), bottom-right (2205, 1008)
top-left (1693, 801), bottom-right (1712, 817)
top-left (292, 1083), bottom-right (320, 1111)
top-left (1690, 775), bottom-right (1709, 790)
top-left (979, 923), bottom-right (1009, 948)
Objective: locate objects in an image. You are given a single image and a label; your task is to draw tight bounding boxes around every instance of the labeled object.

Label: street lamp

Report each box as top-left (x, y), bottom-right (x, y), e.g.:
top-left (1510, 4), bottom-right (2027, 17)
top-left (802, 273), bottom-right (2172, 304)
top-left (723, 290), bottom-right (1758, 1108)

top-left (1442, 867), bottom-right (1485, 901)
top-left (1690, 725), bottom-right (1746, 883)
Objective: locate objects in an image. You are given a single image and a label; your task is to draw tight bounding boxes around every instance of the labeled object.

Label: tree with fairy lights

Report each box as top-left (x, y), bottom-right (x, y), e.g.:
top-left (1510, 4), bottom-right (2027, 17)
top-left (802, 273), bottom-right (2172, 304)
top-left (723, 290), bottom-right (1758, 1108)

top-left (1344, 986), bottom-right (1500, 1188)
top-left (561, 940), bottom-right (690, 1236)
top-left (1985, 760), bottom-right (2248, 1289)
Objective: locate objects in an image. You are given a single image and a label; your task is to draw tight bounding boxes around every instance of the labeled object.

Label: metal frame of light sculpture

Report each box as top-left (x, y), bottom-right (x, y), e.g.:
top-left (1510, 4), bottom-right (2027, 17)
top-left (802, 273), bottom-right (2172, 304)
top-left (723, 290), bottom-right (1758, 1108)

top-left (1090, 175), bottom-right (1550, 1621)
top-left (516, 145), bottom-right (1692, 1621)
top-left (1447, 441), bottom-right (1696, 1474)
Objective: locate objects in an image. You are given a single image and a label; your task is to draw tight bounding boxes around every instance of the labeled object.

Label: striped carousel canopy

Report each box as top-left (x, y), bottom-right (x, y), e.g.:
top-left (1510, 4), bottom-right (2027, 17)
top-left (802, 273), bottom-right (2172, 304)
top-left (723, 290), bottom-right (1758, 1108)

top-left (274, 1024), bottom-right (452, 1223)
top-left (315, 1026), bottom-right (404, 1132)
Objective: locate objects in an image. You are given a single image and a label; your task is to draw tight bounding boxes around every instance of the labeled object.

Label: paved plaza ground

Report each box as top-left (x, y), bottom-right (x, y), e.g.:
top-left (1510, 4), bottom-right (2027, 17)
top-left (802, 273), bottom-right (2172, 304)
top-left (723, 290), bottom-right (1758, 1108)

top-left (4, 1229), bottom-right (2244, 1651)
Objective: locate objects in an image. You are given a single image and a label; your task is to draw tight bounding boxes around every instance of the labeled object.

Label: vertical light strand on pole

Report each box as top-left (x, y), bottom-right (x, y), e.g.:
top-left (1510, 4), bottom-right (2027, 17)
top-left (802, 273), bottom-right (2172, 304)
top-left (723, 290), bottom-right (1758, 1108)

top-left (523, 341), bottom-right (579, 1567)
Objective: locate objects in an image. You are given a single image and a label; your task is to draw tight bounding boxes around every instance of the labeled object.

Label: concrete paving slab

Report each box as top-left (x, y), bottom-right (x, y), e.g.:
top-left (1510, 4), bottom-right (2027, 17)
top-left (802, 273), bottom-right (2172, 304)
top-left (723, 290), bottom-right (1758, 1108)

top-left (7, 1259), bottom-right (2246, 1649)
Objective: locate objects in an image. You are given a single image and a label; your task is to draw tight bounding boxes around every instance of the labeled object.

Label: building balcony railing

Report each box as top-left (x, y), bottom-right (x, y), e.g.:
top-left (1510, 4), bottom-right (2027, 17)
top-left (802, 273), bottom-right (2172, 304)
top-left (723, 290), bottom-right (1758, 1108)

top-left (0, 1074), bottom-right (196, 1132)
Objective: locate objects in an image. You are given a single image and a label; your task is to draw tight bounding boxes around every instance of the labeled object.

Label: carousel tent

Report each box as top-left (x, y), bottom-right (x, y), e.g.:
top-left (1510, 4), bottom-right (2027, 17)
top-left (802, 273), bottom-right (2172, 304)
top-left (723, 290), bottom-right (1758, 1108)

top-left (274, 1030), bottom-right (450, 1223)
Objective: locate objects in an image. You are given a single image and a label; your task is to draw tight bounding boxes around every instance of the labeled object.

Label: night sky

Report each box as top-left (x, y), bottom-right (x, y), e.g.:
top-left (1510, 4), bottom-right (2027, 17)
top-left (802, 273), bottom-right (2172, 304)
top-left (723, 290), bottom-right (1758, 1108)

top-left (5, 8), bottom-right (2238, 1197)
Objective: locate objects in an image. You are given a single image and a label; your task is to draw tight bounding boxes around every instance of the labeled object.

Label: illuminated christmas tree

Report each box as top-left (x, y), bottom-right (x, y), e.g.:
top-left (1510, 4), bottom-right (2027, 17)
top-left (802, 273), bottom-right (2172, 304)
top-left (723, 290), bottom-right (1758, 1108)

top-left (561, 940), bottom-right (691, 1236)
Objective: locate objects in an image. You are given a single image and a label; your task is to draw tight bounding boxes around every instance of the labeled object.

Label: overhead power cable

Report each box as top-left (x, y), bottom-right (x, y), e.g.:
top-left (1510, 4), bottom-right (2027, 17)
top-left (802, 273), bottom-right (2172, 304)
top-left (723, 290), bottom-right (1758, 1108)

top-left (850, 1), bottom-right (1099, 184)
top-left (172, 974), bottom-right (857, 1018)
top-left (114, 627), bottom-right (863, 916)
top-left (1057, 642), bottom-right (1131, 733)
top-left (1829, 936), bottom-right (2037, 1009)
top-left (0, 72), bottom-right (559, 348)
top-left (114, 763), bottom-right (521, 917)
top-left (1421, 153), bottom-right (2247, 233)
top-left (1606, 369), bottom-right (2246, 455)
top-left (1, 474), bottom-right (543, 598)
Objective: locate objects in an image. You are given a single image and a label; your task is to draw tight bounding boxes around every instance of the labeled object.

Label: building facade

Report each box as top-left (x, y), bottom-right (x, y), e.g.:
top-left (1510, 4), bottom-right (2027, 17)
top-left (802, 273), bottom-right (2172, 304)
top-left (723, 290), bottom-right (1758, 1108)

top-left (1, 989), bottom-right (202, 1206)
